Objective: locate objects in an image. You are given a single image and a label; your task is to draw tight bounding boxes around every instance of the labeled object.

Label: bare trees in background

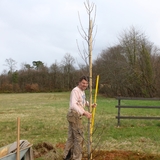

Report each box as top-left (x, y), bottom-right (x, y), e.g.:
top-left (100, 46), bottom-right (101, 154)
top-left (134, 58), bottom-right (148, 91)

top-left (94, 26), bottom-right (160, 97)
top-left (1, 27), bottom-right (160, 97)
top-left (0, 53), bottom-right (80, 93)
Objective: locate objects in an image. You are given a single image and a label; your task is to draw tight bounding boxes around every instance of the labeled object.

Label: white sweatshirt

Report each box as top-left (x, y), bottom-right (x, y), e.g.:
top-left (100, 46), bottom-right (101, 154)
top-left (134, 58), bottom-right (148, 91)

top-left (69, 86), bottom-right (87, 115)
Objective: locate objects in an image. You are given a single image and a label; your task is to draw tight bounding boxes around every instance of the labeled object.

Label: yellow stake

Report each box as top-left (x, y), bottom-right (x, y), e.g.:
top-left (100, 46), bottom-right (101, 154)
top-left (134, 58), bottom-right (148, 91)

top-left (91, 75), bottom-right (99, 134)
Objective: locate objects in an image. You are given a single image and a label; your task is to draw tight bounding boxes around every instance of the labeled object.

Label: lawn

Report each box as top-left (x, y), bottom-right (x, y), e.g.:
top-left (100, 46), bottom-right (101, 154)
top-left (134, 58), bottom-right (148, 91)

top-left (0, 92), bottom-right (160, 159)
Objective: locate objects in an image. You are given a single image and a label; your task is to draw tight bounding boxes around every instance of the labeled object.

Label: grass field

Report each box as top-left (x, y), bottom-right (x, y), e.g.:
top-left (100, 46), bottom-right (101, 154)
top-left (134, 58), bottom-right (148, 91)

top-left (0, 92), bottom-right (160, 159)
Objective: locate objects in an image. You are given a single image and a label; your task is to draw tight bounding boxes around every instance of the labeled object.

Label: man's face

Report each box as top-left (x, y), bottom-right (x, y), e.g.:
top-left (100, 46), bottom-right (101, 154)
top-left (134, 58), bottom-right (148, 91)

top-left (78, 79), bottom-right (88, 91)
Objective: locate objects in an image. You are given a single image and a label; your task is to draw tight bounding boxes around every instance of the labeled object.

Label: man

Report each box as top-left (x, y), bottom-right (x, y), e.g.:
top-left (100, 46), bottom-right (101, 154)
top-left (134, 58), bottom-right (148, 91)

top-left (63, 76), bottom-right (96, 160)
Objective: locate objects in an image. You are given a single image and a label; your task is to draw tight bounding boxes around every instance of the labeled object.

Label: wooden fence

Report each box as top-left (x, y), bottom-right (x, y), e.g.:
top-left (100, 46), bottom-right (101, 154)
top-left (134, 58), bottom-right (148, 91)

top-left (115, 97), bottom-right (160, 126)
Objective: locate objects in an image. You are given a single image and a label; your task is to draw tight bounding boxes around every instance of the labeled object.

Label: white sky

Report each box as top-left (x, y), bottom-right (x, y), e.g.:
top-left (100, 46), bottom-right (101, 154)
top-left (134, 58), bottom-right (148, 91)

top-left (0, 0), bottom-right (160, 73)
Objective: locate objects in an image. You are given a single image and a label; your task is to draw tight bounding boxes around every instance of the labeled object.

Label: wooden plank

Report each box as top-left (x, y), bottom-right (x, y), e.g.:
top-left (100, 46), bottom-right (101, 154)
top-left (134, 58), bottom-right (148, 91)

top-left (115, 97), bottom-right (160, 100)
top-left (116, 116), bottom-right (160, 119)
top-left (115, 105), bottom-right (160, 109)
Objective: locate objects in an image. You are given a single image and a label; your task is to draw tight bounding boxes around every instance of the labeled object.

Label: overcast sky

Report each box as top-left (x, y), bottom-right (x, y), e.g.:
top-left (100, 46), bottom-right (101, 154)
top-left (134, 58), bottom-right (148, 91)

top-left (0, 0), bottom-right (160, 73)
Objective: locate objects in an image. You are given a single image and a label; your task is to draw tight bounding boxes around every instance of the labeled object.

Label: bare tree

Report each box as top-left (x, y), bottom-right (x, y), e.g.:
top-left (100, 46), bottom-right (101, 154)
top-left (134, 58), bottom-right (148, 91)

top-left (61, 53), bottom-right (75, 90)
top-left (4, 58), bottom-right (17, 73)
top-left (119, 26), bottom-right (156, 97)
top-left (77, 0), bottom-right (97, 70)
top-left (94, 26), bottom-right (159, 97)
top-left (77, 0), bottom-right (97, 159)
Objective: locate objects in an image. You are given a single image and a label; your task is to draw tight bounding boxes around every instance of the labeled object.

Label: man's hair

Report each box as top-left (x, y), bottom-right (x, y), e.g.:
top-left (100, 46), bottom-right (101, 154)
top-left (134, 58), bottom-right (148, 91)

top-left (79, 76), bottom-right (89, 82)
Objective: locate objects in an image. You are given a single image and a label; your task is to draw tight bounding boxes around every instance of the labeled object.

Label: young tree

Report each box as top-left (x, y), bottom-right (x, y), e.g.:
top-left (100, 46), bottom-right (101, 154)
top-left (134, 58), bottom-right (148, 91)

top-left (77, 0), bottom-right (97, 159)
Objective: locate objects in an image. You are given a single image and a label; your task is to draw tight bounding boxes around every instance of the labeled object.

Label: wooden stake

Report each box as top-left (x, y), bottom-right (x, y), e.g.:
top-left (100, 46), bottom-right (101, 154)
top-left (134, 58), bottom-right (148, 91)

top-left (17, 117), bottom-right (20, 160)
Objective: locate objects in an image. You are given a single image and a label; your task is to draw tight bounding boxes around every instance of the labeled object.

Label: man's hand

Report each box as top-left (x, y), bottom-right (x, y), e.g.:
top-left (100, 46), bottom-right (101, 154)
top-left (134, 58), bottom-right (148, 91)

top-left (83, 111), bottom-right (92, 118)
top-left (92, 103), bottom-right (97, 108)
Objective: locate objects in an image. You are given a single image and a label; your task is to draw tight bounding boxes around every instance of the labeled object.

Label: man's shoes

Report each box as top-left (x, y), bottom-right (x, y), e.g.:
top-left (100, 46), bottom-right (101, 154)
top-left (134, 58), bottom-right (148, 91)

top-left (63, 149), bottom-right (72, 160)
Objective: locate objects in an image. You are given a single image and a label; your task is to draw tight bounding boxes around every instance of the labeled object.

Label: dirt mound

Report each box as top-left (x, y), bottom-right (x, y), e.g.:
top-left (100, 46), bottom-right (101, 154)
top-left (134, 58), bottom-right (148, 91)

top-left (33, 142), bottom-right (57, 159)
top-left (33, 142), bottom-right (160, 160)
top-left (90, 150), bottom-right (160, 160)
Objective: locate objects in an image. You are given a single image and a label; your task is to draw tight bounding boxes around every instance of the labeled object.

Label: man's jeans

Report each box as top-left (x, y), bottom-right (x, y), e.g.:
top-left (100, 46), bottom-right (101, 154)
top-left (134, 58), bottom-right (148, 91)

top-left (63, 110), bottom-right (84, 160)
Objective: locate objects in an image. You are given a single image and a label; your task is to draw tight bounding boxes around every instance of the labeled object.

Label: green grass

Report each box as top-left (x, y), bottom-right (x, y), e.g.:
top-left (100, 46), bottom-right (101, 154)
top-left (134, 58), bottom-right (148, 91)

top-left (0, 92), bottom-right (160, 159)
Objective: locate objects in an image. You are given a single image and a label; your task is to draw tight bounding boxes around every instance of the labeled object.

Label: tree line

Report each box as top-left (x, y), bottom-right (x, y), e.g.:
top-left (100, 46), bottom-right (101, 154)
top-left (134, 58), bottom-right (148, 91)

top-left (0, 27), bottom-right (160, 97)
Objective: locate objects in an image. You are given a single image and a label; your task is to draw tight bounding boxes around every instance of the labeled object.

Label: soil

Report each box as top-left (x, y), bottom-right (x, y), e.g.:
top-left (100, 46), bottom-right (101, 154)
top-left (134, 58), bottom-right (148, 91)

top-left (33, 142), bottom-right (160, 160)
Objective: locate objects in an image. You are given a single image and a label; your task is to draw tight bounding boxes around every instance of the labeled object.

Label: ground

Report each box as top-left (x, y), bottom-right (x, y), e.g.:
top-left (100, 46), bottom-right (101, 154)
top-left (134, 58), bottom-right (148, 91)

top-left (33, 142), bottom-right (160, 160)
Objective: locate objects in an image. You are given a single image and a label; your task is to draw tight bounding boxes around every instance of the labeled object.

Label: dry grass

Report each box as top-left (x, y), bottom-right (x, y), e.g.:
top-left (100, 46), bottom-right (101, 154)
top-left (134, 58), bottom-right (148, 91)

top-left (0, 93), bottom-right (69, 147)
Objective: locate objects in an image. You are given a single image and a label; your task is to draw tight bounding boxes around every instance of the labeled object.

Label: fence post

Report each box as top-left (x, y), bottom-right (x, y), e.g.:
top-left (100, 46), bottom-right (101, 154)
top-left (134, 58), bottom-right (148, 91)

top-left (117, 98), bottom-right (121, 127)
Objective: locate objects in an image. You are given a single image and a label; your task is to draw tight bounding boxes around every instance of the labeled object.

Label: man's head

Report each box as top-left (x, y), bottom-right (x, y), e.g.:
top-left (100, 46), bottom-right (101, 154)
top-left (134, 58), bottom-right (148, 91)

top-left (78, 76), bottom-right (89, 91)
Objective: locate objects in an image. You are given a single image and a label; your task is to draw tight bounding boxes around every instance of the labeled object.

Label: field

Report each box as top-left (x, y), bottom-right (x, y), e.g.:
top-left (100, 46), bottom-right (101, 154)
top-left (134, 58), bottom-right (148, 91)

top-left (0, 92), bottom-right (160, 159)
